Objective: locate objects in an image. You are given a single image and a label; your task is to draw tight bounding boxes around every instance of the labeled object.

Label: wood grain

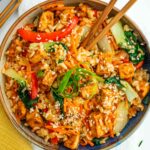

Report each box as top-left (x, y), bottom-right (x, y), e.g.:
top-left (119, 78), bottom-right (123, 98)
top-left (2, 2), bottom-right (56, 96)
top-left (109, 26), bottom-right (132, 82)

top-left (86, 0), bottom-right (137, 51)
top-left (0, 0), bottom-right (22, 28)
top-left (81, 0), bottom-right (117, 48)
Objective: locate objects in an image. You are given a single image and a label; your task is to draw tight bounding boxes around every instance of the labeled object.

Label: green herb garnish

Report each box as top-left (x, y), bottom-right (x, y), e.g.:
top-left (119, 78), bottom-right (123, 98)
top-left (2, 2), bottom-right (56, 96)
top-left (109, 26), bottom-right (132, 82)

top-left (52, 89), bottom-right (64, 114)
top-left (37, 70), bottom-right (44, 78)
top-left (56, 68), bottom-right (104, 98)
top-left (123, 31), bottom-right (145, 64)
top-left (105, 76), bottom-right (124, 88)
top-left (18, 83), bottom-right (38, 109)
top-left (92, 138), bottom-right (104, 145)
top-left (143, 96), bottom-right (150, 105)
top-left (138, 140), bottom-right (143, 147)
top-left (105, 76), bottom-right (140, 103)
top-left (44, 42), bottom-right (68, 52)
top-left (3, 68), bottom-right (38, 109)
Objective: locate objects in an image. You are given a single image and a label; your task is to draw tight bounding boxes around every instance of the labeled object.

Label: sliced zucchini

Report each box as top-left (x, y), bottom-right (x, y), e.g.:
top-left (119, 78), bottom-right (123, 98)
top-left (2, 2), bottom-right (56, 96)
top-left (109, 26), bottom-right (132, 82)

top-left (110, 21), bottom-right (127, 46)
top-left (97, 35), bottom-right (114, 53)
top-left (3, 68), bottom-right (26, 85)
top-left (80, 25), bottom-right (90, 42)
top-left (113, 101), bottom-right (129, 134)
top-left (121, 80), bottom-right (140, 103)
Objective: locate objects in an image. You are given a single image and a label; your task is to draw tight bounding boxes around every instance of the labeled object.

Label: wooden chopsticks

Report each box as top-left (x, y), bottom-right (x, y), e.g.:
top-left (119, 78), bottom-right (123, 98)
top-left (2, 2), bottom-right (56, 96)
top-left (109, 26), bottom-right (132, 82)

top-left (82, 0), bottom-right (137, 50)
top-left (81, 0), bottom-right (117, 48)
top-left (0, 0), bottom-right (22, 28)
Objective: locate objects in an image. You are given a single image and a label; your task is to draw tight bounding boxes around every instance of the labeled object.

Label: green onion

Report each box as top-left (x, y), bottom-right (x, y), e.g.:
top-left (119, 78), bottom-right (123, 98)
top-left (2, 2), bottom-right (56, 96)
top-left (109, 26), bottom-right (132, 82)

top-left (61, 74), bottom-right (79, 98)
top-left (76, 68), bottom-right (104, 82)
top-left (56, 68), bottom-right (104, 98)
top-left (57, 69), bottom-right (73, 93)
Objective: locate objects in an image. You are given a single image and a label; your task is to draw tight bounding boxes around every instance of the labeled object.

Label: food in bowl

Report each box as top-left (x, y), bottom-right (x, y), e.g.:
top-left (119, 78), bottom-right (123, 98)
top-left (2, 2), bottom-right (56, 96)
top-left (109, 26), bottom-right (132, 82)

top-left (2, 3), bottom-right (149, 149)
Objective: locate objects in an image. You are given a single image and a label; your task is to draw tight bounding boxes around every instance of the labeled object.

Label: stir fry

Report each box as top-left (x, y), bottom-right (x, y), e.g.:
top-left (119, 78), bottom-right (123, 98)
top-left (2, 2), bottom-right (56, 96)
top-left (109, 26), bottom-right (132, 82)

top-left (3, 3), bottom-right (149, 149)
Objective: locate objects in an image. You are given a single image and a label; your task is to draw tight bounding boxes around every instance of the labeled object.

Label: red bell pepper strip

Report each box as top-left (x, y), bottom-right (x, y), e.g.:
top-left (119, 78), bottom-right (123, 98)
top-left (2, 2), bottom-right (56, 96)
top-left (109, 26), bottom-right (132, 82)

top-left (135, 60), bottom-right (144, 69)
top-left (51, 137), bottom-right (59, 144)
top-left (31, 72), bottom-right (38, 99)
top-left (122, 58), bottom-right (129, 63)
top-left (17, 16), bottom-right (79, 43)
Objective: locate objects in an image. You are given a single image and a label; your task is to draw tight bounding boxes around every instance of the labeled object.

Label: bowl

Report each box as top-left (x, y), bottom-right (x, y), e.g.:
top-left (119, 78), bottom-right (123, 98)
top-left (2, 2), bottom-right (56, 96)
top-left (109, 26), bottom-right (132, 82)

top-left (0, 0), bottom-right (150, 150)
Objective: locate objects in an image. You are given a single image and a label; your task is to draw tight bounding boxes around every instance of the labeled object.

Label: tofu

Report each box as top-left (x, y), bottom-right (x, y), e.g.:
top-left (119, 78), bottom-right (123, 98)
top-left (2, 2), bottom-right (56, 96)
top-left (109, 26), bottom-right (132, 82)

top-left (94, 114), bottom-right (105, 137)
top-left (64, 133), bottom-right (80, 149)
top-left (96, 63), bottom-right (110, 76)
top-left (88, 113), bottom-right (97, 138)
top-left (42, 71), bottom-right (57, 86)
top-left (139, 80), bottom-right (150, 98)
top-left (14, 101), bottom-right (26, 121)
top-left (80, 83), bottom-right (99, 99)
top-left (38, 11), bottom-right (54, 32)
top-left (30, 49), bottom-right (47, 64)
top-left (26, 111), bottom-right (43, 128)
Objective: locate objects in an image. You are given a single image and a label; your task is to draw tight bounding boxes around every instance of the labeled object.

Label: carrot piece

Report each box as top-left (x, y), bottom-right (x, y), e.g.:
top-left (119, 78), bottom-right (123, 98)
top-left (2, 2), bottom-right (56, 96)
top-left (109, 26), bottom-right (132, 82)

top-left (51, 137), bottom-right (59, 144)
top-left (125, 77), bottom-right (133, 83)
top-left (135, 60), bottom-right (144, 69)
top-left (87, 140), bottom-right (94, 147)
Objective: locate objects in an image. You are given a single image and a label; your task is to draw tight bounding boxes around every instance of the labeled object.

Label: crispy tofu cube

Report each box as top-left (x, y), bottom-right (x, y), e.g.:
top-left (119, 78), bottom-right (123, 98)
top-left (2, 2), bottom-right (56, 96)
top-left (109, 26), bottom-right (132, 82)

top-left (31, 51), bottom-right (42, 64)
top-left (94, 114), bottom-right (105, 138)
top-left (101, 88), bottom-right (113, 99)
top-left (88, 112), bottom-right (105, 138)
top-left (96, 53), bottom-right (114, 76)
top-left (14, 101), bottom-right (26, 121)
top-left (119, 63), bottom-right (135, 79)
top-left (31, 49), bottom-right (47, 64)
top-left (88, 113), bottom-right (97, 138)
top-left (96, 63), bottom-right (110, 76)
top-left (38, 11), bottom-right (54, 32)
top-left (64, 133), bottom-right (80, 149)
top-left (139, 80), bottom-right (150, 98)
top-left (26, 111), bottom-right (43, 128)
top-left (42, 71), bottom-right (57, 86)
top-left (101, 88), bottom-right (115, 109)
top-left (80, 83), bottom-right (99, 99)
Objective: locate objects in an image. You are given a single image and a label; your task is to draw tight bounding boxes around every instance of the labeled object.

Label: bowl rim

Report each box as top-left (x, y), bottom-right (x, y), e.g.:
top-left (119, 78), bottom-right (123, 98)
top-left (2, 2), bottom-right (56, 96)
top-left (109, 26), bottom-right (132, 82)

top-left (0, 0), bottom-right (149, 150)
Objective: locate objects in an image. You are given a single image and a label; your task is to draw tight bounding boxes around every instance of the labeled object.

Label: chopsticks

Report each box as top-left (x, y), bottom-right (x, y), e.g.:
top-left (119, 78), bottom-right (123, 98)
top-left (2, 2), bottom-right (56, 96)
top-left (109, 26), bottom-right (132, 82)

top-left (81, 0), bottom-right (117, 48)
top-left (0, 0), bottom-right (16, 18)
top-left (82, 0), bottom-right (137, 50)
top-left (0, 0), bottom-right (22, 28)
